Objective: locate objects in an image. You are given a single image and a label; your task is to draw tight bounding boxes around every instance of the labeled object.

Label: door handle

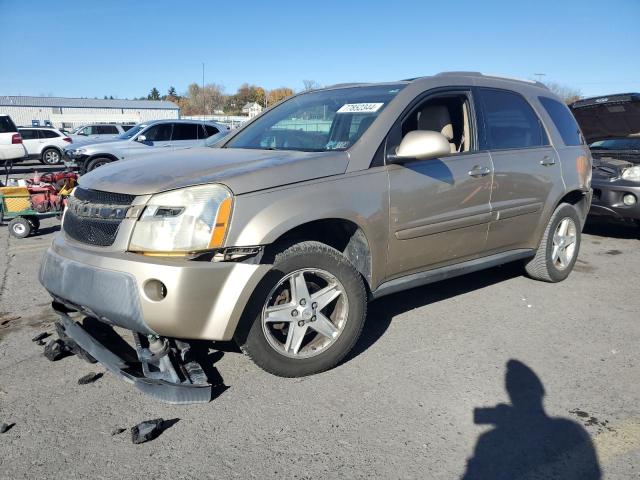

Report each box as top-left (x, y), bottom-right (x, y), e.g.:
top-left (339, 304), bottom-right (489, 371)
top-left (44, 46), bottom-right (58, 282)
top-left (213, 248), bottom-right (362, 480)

top-left (468, 165), bottom-right (491, 177)
top-left (540, 155), bottom-right (556, 166)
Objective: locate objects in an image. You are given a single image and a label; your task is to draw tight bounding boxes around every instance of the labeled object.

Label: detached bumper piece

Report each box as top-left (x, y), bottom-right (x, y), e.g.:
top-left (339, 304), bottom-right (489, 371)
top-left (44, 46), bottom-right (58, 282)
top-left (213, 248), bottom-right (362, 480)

top-left (54, 307), bottom-right (213, 404)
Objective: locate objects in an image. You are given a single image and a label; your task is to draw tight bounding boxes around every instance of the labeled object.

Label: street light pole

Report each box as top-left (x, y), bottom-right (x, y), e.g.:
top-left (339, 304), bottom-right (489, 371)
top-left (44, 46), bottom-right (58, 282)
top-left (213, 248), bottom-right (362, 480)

top-left (202, 62), bottom-right (205, 119)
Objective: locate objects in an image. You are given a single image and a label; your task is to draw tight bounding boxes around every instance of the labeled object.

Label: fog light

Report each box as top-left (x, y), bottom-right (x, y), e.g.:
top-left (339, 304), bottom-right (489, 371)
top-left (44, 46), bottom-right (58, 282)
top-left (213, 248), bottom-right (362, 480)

top-left (623, 194), bottom-right (637, 206)
top-left (143, 279), bottom-right (167, 301)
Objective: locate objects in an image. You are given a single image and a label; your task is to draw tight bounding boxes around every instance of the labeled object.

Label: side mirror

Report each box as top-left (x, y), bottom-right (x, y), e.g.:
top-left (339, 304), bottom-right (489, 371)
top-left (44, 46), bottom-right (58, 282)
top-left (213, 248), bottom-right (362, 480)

top-left (137, 135), bottom-right (147, 142)
top-left (387, 130), bottom-right (451, 164)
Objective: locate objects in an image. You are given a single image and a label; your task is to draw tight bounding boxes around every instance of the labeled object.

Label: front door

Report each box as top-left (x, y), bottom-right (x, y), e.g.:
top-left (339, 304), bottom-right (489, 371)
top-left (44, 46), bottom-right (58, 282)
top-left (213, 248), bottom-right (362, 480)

top-left (385, 90), bottom-right (493, 280)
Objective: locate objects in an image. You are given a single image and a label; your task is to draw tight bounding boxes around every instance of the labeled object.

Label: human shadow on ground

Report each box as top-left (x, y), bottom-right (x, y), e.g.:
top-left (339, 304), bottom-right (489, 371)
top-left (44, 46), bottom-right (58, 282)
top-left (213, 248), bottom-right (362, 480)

top-left (461, 359), bottom-right (601, 480)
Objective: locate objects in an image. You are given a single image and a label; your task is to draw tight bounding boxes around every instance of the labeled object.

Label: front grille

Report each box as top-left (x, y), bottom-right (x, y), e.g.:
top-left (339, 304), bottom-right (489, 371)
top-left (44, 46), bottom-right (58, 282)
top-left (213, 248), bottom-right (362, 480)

top-left (63, 188), bottom-right (135, 247)
top-left (74, 187), bottom-right (135, 205)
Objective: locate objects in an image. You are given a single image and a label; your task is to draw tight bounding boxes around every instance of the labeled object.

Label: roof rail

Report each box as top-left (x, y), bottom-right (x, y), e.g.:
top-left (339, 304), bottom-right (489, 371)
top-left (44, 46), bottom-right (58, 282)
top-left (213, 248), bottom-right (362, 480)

top-left (433, 71), bottom-right (548, 88)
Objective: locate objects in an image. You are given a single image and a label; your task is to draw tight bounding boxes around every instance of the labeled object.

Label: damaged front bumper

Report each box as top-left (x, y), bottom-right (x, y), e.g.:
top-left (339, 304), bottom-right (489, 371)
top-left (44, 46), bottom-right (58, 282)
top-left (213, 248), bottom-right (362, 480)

top-left (54, 304), bottom-right (214, 404)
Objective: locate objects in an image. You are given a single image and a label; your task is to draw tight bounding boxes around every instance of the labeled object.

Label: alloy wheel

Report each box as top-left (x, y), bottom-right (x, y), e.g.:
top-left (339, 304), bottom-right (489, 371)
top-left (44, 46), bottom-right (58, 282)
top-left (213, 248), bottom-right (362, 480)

top-left (551, 217), bottom-right (577, 270)
top-left (261, 268), bottom-right (349, 359)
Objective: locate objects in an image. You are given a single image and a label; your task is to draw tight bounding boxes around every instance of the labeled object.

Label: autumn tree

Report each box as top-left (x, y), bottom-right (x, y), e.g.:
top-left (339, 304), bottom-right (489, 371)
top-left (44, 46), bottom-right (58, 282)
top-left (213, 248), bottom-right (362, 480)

top-left (267, 87), bottom-right (294, 106)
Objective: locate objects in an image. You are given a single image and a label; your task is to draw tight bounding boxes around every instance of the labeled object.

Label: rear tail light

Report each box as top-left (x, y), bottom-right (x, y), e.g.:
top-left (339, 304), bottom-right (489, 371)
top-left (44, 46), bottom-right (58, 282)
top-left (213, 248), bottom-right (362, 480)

top-left (63, 137), bottom-right (72, 143)
top-left (11, 133), bottom-right (22, 144)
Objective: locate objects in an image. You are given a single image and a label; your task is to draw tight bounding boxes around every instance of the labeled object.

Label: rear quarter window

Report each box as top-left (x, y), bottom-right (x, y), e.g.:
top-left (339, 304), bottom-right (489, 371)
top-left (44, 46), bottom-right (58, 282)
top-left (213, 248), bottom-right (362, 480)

top-left (538, 97), bottom-right (584, 146)
top-left (40, 130), bottom-right (60, 138)
top-left (0, 116), bottom-right (18, 133)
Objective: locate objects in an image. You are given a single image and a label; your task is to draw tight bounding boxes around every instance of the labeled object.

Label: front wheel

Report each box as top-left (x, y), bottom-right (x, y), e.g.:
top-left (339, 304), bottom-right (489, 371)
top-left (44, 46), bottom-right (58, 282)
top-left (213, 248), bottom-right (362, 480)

top-left (525, 203), bottom-right (581, 282)
top-left (41, 148), bottom-right (62, 165)
top-left (240, 241), bottom-right (367, 377)
top-left (85, 157), bottom-right (111, 172)
top-left (8, 217), bottom-right (32, 238)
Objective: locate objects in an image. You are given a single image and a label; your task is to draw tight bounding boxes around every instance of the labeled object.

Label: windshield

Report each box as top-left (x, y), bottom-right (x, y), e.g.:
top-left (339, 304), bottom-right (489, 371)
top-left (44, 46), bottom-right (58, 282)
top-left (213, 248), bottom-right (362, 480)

top-left (118, 124), bottom-right (146, 140)
top-left (590, 138), bottom-right (640, 150)
top-left (205, 130), bottom-right (230, 147)
top-left (225, 85), bottom-right (405, 152)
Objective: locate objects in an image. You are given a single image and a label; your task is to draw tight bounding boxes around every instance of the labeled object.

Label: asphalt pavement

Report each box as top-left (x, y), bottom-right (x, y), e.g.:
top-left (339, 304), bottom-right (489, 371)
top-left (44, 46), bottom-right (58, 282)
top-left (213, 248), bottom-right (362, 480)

top-left (0, 193), bottom-right (638, 478)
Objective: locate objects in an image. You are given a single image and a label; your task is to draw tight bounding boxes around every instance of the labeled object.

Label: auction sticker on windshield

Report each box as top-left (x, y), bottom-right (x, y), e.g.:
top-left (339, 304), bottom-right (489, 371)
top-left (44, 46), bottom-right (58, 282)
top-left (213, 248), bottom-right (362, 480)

top-left (337, 103), bottom-right (384, 114)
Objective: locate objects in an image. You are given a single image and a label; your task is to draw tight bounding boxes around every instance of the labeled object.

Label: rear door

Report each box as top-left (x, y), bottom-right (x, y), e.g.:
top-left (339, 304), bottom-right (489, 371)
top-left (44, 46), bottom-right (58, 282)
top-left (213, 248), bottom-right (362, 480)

top-left (19, 129), bottom-right (40, 156)
top-left (170, 123), bottom-right (202, 149)
top-left (386, 88), bottom-right (494, 279)
top-left (478, 88), bottom-right (559, 252)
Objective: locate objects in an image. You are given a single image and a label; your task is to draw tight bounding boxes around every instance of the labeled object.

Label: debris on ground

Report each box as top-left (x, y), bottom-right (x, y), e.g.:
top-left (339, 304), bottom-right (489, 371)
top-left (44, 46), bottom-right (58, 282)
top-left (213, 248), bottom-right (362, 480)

top-left (77, 372), bottom-right (103, 385)
top-left (131, 418), bottom-right (179, 444)
top-left (111, 427), bottom-right (126, 436)
top-left (31, 332), bottom-right (51, 343)
top-left (43, 339), bottom-right (72, 361)
top-left (0, 422), bottom-right (15, 433)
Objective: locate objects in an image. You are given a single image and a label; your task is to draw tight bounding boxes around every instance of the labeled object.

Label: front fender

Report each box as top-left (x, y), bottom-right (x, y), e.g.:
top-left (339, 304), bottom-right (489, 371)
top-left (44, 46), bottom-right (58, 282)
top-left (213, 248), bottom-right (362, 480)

top-left (225, 169), bottom-right (390, 288)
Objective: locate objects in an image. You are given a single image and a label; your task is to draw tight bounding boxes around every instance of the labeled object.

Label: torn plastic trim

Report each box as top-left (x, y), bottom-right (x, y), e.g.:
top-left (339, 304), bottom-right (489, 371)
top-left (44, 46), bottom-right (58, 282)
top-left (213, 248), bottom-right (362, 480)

top-left (53, 308), bottom-right (213, 404)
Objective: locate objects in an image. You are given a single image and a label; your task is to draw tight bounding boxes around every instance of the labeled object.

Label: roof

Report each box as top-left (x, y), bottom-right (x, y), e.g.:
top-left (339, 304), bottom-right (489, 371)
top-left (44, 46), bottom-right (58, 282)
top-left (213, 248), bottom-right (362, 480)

top-left (0, 95), bottom-right (179, 110)
top-left (570, 93), bottom-right (640, 109)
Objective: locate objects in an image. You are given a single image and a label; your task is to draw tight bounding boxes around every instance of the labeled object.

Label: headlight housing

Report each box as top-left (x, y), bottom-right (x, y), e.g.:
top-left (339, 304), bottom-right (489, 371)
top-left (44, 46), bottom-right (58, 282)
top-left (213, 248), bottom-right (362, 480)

top-left (129, 184), bottom-right (232, 254)
top-left (621, 165), bottom-right (640, 182)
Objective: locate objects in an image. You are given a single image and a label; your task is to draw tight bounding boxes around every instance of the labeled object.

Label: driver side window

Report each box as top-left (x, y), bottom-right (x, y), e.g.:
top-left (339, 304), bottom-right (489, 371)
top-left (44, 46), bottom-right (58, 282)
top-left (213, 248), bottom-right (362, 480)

top-left (143, 124), bottom-right (173, 142)
top-left (400, 93), bottom-right (474, 154)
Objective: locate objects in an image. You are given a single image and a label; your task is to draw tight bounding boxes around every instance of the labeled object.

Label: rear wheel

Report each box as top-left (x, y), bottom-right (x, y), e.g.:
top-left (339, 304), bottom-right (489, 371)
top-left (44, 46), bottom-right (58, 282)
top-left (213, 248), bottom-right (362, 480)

top-left (525, 203), bottom-right (581, 282)
top-left (8, 217), bottom-right (32, 238)
top-left (26, 216), bottom-right (40, 232)
top-left (85, 157), bottom-right (111, 172)
top-left (41, 148), bottom-right (62, 166)
top-left (240, 241), bottom-right (367, 377)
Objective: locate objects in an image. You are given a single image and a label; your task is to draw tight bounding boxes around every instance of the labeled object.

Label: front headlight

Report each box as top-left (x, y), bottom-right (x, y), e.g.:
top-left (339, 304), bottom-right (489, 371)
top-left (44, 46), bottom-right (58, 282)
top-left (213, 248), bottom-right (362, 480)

top-left (621, 165), bottom-right (640, 182)
top-left (129, 184), bottom-right (232, 254)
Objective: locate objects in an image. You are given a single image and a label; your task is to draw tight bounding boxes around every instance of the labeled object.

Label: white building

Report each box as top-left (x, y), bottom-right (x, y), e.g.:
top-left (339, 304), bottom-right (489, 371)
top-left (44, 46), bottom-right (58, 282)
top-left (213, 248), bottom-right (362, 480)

top-left (241, 102), bottom-right (263, 118)
top-left (0, 96), bottom-right (179, 130)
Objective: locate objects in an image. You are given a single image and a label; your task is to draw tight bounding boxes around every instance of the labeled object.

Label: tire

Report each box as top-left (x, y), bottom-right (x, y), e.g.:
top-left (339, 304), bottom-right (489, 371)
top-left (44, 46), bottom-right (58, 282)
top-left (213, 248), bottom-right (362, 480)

top-left (240, 241), bottom-right (367, 377)
top-left (85, 157), bottom-right (112, 172)
top-left (41, 148), bottom-right (62, 166)
top-left (8, 217), bottom-right (32, 238)
top-left (525, 203), bottom-right (581, 282)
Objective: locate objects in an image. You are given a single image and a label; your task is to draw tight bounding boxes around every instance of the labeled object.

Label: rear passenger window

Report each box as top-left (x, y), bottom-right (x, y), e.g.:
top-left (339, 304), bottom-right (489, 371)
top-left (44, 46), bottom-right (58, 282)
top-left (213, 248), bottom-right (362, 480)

top-left (0, 116), bottom-right (17, 133)
top-left (40, 130), bottom-right (60, 138)
top-left (171, 123), bottom-right (200, 140)
top-left (538, 97), bottom-right (584, 146)
top-left (97, 125), bottom-right (119, 134)
top-left (479, 89), bottom-right (548, 150)
top-left (203, 125), bottom-right (220, 137)
top-left (19, 129), bottom-right (38, 140)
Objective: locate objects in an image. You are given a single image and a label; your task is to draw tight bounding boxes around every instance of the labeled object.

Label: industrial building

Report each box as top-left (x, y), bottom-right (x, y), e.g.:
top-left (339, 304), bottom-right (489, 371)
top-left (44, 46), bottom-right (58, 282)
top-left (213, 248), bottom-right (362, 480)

top-left (0, 96), bottom-right (179, 129)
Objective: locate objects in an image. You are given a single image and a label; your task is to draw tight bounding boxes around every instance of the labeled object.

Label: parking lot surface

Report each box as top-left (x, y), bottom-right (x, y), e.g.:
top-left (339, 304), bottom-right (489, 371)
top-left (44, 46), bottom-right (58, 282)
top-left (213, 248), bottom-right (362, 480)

top-left (0, 209), bottom-right (638, 478)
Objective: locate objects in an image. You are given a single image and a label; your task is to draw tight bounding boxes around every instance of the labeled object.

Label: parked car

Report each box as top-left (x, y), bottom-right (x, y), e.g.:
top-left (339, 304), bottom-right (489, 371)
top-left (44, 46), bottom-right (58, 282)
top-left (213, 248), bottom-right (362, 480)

top-left (570, 93), bottom-right (640, 226)
top-left (0, 114), bottom-right (27, 164)
top-left (40, 73), bottom-right (592, 403)
top-left (68, 123), bottom-right (134, 142)
top-left (64, 119), bottom-right (226, 173)
top-left (18, 127), bottom-right (72, 165)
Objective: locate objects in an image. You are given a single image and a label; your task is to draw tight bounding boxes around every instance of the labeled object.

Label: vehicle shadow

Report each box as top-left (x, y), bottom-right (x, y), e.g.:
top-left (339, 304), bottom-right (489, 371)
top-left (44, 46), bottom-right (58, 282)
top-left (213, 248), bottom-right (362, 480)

top-left (583, 217), bottom-right (639, 240)
top-left (344, 261), bottom-right (525, 363)
top-left (462, 359), bottom-right (601, 479)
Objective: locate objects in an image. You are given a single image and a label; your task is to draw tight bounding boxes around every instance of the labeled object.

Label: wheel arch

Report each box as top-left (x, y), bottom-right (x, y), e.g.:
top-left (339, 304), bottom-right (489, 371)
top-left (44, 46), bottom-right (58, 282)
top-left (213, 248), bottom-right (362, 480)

top-left (265, 218), bottom-right (374, 292)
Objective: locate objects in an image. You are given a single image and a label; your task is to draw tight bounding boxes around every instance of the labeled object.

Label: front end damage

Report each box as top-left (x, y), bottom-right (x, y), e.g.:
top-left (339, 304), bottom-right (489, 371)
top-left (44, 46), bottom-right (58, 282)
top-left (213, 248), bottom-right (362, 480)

top-left (590, 153), bottom-right (640, 221)
top-left (52, 302), bottom-right (216, 404)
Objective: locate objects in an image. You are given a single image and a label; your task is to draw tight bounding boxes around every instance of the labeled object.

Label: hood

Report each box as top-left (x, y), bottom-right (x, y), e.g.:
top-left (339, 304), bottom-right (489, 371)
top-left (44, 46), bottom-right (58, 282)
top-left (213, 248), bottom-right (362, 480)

top-left (570, 93), bottom-right (640, 144)
top-left (79, 147), bottom-right (349, 195)
top-left (67, 136), bottom-right (121, 147)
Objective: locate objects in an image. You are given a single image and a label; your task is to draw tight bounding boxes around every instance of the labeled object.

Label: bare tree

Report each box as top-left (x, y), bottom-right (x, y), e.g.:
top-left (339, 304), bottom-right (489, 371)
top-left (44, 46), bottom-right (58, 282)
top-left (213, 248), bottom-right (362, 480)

top-left (302, 79), bottom-right (321, 91)
top-left (544, 81), bottom-right (582, 104)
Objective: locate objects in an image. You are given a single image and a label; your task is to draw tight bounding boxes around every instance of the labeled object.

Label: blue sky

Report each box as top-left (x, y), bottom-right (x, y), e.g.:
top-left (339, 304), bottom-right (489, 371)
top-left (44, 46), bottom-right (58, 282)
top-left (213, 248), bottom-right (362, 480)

top-left (1, 0), bottom-right (638, 99)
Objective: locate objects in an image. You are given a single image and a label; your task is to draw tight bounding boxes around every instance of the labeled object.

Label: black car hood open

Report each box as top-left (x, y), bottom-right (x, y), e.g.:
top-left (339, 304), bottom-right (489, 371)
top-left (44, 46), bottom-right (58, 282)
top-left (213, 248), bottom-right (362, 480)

top-left (78, 147), bottom-right (349, 195)
top-left (570, 93), bottom-right (640, 144)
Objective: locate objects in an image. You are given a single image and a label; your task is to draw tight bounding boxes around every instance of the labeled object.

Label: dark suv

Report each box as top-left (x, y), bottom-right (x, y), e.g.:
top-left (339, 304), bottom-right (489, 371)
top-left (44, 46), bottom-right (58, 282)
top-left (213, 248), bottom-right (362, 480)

top-left (570, 93), bottom-right (640, 225)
